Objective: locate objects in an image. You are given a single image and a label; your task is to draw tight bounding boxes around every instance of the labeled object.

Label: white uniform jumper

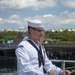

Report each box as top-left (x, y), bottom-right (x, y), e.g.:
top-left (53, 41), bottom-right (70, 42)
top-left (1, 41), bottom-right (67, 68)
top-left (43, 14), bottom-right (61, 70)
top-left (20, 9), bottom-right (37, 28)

top-left (15, 37), bottom-right (63, 75)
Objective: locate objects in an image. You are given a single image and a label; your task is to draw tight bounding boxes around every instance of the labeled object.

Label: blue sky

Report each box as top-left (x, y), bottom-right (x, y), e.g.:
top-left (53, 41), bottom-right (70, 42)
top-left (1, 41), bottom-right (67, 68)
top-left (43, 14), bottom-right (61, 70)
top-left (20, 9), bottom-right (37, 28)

top-left (0, 0), bottom-right (75, 31)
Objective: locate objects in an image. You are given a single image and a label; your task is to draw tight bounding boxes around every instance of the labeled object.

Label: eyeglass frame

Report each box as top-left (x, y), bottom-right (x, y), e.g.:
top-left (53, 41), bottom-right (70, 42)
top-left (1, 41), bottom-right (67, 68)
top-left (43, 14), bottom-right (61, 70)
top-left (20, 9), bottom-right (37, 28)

top-left (31, 27), bottom-right (45, 33)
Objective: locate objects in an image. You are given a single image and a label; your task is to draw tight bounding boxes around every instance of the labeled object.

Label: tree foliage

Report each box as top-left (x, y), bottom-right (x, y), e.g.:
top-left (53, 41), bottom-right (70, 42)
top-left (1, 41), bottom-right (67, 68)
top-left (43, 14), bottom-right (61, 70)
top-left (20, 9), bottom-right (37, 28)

top-left (45, 30), bottom-right (75, 44)
top-left (0, 30), bottom-right (75, 44)
top-left (0, 31), bottom-right (23, 43)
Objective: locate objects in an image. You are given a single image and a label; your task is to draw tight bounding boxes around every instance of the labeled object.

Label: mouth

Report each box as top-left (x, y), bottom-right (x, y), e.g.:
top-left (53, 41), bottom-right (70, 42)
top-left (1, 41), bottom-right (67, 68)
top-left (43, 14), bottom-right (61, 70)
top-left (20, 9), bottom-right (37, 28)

top-left (39, 34), bottom-right (43, 38)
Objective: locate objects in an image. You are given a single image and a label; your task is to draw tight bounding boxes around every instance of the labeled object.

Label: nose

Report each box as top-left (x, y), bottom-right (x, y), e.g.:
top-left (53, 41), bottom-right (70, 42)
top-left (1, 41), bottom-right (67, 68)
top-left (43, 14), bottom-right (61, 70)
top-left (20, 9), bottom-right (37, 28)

top-left (41, 31), bottom-right (45, 34)
top-left (40, 31), bottom-right (45, 36)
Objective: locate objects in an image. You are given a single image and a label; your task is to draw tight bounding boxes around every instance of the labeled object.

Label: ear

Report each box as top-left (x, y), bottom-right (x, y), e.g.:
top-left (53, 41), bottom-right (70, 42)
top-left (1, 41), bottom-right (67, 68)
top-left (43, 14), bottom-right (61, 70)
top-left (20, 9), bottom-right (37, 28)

top-left (30, 28), bottom-right (33, 34)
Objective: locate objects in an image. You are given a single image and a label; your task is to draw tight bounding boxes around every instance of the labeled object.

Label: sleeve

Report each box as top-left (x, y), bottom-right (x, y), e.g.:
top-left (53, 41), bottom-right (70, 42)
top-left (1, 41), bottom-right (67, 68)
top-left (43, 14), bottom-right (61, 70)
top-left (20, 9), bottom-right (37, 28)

top-left (15, 45), bottom-right (45, 75)
top-left (43, 47), bottom-right (63, 75)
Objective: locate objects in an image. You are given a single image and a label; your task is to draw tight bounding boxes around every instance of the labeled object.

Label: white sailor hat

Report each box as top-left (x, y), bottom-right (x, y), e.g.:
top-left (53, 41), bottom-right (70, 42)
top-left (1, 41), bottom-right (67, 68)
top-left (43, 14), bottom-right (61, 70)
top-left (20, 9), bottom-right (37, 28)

top-left (28, 19), bottom-right (44, 28)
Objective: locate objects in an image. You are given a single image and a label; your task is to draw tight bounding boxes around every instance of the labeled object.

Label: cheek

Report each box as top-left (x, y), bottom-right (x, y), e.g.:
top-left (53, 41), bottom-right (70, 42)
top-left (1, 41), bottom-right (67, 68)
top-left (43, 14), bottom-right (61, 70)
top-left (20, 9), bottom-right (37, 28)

top-left (34, 32), bottom-right (41, 38)
top-left (34, 33), bottom-right (39, 38)
top-left (37, 33), bottom-right (40, 37)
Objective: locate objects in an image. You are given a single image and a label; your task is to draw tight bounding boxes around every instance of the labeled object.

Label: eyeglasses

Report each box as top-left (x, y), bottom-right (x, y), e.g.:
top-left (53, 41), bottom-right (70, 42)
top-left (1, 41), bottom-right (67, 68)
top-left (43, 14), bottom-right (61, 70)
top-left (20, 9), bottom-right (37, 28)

top-left (31, 27), bottom-right (45, 33)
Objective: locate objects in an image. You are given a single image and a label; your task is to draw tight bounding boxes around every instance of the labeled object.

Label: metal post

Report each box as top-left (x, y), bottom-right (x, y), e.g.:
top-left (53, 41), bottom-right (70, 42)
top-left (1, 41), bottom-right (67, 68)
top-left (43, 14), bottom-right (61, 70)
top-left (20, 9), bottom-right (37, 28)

top-left (61, 60), bottom-right (65, 70)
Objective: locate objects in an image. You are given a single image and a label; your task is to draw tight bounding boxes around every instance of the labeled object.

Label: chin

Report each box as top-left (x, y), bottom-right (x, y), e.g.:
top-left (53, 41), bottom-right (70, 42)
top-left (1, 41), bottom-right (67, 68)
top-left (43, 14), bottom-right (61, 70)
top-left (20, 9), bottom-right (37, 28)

top-left (37, 39), bottom-right (39, 41)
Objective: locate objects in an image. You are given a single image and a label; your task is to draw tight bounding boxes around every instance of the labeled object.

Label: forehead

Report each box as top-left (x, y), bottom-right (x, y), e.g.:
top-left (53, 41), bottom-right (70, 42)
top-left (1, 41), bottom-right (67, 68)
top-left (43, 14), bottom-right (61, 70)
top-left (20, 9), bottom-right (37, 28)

top-left (34, 27), bottom-right (44, 30)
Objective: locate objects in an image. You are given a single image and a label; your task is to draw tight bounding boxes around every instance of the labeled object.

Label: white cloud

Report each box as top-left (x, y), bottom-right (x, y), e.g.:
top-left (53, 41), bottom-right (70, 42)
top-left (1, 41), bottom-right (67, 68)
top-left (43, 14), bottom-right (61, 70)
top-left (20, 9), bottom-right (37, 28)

top-left (60, 10), bottom-right (69, 15)
top-left (52, 11), bottom-right (75, 25)
top-left (67, 12), bottom-right (75, 18)
top-left (0, 0), bottom-right (57, 10)
top-left (0, 17), bottom-right (3, 22)
top-left (0, 17), bottom-right (4, 25)
top-left (9, 14), bottom-right (20, 19)
top-left (6, 19), bottom-right (24, 26)
top-left (58, 19), bottom-right (75, 25)
top-left (1, 11), bottom-right (75, 30)
top-left (7, 11), bottom-right (75, 26)
top-left (60, 0), bottom-right (75, 8)
top-left (4, 14), bottom-right (22, 25)
top-left (6, 19), bottom-right (18, 24)
top-left (44, 14), bottom-right (53, 18)
top-left (0, 14), bottom-right (25, 27)
top-left (29, 11), bottom-right (75, 29)
top-left (57, 11), bottom-right (75, 25)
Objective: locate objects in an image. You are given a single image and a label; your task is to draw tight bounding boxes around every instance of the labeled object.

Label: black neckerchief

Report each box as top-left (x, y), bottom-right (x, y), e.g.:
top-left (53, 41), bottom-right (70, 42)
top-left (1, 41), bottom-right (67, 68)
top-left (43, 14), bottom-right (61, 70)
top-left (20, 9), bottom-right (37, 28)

top-left (27, 40), bottom-right (44, 67)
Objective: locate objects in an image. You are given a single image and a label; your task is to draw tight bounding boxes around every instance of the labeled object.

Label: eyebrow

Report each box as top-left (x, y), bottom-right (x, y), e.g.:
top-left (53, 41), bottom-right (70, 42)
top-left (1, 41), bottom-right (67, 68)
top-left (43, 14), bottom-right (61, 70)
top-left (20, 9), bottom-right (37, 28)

top-left (31, 27), bottom-right (44, 31)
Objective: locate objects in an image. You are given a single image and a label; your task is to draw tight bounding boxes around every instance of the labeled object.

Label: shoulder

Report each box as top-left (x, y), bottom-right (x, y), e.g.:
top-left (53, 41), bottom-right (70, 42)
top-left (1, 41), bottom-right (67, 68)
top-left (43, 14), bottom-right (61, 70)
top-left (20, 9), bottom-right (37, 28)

top-left (18, 40), bottom-right (29, 47)
top-left (16, 40), bottom-right (30, 51)
top-left (18, 36), bottom-right (29, 46)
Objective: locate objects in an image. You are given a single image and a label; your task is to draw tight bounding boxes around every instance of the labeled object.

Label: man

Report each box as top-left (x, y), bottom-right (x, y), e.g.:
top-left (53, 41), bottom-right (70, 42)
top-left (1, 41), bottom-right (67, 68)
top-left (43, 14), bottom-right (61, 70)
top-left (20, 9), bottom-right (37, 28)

top-left (40, 34), bottom-right (45, 45)
top-left (15, 19), bottom-right (71, 75)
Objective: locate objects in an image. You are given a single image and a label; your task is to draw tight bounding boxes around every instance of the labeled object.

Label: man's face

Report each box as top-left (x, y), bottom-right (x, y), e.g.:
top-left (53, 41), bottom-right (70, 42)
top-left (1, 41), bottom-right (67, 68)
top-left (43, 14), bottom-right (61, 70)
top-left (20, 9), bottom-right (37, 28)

top-left (30, 27), bottom-right (45, 41)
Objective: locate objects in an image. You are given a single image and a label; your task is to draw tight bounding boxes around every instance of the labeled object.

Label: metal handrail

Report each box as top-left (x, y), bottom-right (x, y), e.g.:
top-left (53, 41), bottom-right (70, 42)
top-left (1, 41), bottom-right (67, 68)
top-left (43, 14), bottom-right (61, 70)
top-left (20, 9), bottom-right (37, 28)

top-left (51, 59), bottom-right (75, 70)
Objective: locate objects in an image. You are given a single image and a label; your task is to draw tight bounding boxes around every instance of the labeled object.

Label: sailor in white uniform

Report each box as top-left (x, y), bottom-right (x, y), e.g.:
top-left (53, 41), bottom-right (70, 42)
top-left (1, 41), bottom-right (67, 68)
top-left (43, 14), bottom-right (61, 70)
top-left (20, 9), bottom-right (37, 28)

top-left (15, 19), bottom-right (71, 75)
